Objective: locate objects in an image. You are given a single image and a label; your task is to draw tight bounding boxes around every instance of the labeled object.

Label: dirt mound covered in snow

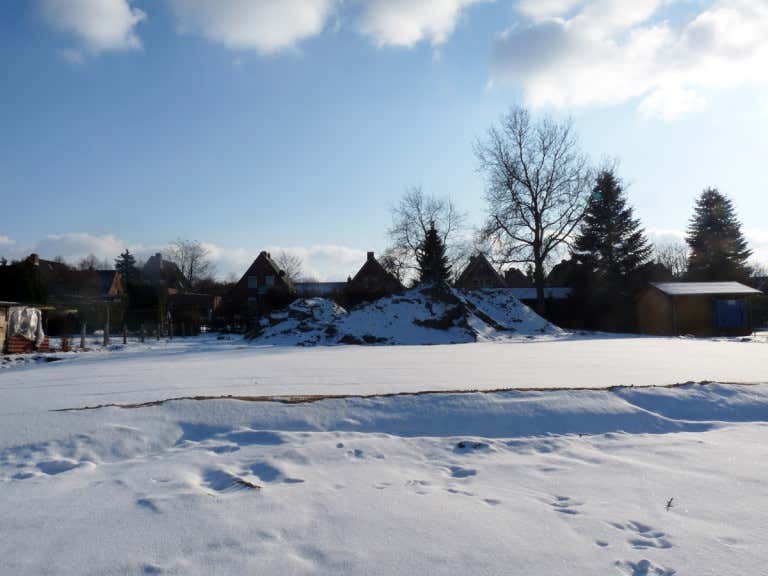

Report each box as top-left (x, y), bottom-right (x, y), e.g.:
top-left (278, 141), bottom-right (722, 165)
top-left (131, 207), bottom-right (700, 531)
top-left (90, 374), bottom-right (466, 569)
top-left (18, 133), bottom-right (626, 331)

top-left (249, 285), bottom-right (562, 346)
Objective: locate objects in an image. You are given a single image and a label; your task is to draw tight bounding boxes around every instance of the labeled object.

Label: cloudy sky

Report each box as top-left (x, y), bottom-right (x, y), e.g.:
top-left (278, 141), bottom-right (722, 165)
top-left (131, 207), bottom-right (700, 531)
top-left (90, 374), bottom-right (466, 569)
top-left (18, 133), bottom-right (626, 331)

top-left (2, 0), bottom-right (768, 279)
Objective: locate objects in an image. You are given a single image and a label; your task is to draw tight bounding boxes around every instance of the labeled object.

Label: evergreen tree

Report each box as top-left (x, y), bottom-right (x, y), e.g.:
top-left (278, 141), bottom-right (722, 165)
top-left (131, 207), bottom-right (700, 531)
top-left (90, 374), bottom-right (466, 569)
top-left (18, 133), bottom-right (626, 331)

top-left (115, 249), bottom-right (138, 283)
top-left (573, 170), bottom-right (651, 282)
top-left (686, 188), bottom-right (751, 281)
top-left (417, 222), bottom-right (451, 283)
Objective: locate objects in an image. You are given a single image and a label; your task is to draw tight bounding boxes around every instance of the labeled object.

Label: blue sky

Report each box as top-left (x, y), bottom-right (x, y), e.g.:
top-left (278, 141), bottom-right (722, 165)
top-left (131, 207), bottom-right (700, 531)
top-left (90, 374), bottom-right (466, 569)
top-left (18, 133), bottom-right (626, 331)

top-left (2, 0), bottom-right (768, 279)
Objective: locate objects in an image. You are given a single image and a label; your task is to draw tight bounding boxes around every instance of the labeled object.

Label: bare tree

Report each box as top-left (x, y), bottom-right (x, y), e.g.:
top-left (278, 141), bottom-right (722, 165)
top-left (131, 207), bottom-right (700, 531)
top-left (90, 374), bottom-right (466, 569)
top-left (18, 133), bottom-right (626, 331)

top-left (475, 106), bottom-right (593, 312)
top-left (386, 187), bottom-right (469, 284)
top-left (652, 239), bottom-right (689, 279)
top-left (77, 254), bottom-right (110, 270)
top-left (273, 251), bottom-right (304, 284)
top-left (167, 239), bottom-right (215, 288)
top-left (749, 260), bottom-right (768, 279)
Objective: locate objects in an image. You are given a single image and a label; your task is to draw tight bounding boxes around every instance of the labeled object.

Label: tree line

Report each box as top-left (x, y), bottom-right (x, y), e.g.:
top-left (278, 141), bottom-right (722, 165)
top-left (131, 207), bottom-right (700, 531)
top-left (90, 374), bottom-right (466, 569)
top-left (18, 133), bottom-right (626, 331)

top-left (382, 106), bottom-right (759, 328)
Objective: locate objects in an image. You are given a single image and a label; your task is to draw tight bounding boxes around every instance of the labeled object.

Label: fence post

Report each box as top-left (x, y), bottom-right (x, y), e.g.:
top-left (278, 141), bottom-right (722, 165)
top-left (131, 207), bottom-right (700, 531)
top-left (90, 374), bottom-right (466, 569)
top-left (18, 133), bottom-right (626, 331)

top-left (169, 321), bottom-right (174, 340)
top-left (140, 324), bottom-right (145, 343)
top-left (80, 321), bottom-right (86, 350)
top-left (103, 304), bottom-right (110, 347)
top-left (123, 324), bottom-right (127, 345)
top-left (156, 323), bottom-right (160, 341)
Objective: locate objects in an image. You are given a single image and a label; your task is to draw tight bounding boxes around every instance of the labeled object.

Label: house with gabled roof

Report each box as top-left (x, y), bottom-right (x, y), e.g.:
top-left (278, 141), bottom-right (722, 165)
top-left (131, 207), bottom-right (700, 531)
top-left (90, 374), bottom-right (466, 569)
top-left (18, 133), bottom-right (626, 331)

top-left (455, 253), bottom-right (507, 290)
top-left (346, 252), bottom-right (403, 302)
top-left (228, 251), bottom-right (295, 316)
top-left (142, 252), bottom-right (191, 293)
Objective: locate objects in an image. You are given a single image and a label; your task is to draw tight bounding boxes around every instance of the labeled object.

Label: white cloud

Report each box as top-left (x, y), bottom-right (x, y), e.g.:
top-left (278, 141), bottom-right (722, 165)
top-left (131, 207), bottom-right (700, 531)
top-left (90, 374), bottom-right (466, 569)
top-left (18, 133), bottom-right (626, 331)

top-left (40, 0), bottom-right (146, 54)
top-left (34, 233), bottom-right (127, 264)
top-left (356, 0), bottom-right (488, 47)
top-left (263, 245), bottom-right (367, 281)
top-left (164, 0), bottom-right (485, 53)
top-left (494, 0), bottom-right (768, 119)
top-left (166, 0), bottom-right (336, 54)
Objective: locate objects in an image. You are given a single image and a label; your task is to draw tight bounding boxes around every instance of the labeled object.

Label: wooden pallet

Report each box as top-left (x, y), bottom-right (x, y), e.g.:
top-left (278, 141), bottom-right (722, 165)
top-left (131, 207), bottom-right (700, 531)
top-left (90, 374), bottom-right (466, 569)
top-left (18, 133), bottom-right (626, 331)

top-left (5, 335), bottom-right (50, 354)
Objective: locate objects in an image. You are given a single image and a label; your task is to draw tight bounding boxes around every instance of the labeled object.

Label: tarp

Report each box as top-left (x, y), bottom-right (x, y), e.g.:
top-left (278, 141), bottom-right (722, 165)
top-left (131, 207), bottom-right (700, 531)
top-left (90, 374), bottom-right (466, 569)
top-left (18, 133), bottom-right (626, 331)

top-left (8, 307), bottom-right (45, 347)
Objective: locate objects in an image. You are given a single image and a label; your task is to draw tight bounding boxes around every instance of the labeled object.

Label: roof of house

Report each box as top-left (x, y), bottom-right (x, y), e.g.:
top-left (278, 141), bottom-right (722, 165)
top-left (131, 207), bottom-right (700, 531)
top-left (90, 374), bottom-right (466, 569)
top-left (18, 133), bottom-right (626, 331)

top-left (143, 253), bottom-right (191, 291)
top-left (456, 253), bottom-right (506, 287)
top-left (509, 287), bottom-right (571, 301)
top-left (350, 252), bottom-right (403, 290)
top-left (651, 282), bottom-right (762, 296)
top-left (236, 251), bottom-right (295, 292)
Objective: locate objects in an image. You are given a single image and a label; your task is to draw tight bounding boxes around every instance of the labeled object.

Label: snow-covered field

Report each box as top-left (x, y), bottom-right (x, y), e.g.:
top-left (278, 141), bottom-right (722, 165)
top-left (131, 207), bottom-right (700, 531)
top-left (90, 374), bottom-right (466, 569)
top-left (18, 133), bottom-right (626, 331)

top-left (2, 335), bottom-right (767, 575)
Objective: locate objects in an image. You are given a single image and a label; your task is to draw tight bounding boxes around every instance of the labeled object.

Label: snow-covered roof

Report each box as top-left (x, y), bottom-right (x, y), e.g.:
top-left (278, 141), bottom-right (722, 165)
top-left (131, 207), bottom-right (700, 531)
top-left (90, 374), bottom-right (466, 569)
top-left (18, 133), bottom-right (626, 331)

top-left (508, 287), bottom-right (571, 300)
top-left (651, 282), bottom-right (761, 296)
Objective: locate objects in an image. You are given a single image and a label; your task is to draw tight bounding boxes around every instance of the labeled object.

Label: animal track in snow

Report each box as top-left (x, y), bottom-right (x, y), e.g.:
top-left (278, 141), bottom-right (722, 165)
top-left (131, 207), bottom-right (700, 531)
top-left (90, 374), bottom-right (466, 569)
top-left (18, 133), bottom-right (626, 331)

top-left (250, 461), bottom-right (304, 484)
top-left (136, 498), bottom-right (161, 513)
top-left (36, 459), bottom-right (82, 475)
top-left (613, 521), bottom-right (672, 550)
top-left (449, 466), bottom-right (477, 478)
top-left (454, 441), bottom-right (491, 453)
top-left (615, 559), bottom-right (676, 576)
top-left (550, 495), bottom-right (583, 515)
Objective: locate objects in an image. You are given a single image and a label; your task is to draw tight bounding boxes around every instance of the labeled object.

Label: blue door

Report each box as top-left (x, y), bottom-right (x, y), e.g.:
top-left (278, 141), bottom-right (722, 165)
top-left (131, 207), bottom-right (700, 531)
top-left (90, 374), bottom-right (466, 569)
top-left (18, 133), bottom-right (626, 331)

top-left (715, 299), bottom-right (747, 330)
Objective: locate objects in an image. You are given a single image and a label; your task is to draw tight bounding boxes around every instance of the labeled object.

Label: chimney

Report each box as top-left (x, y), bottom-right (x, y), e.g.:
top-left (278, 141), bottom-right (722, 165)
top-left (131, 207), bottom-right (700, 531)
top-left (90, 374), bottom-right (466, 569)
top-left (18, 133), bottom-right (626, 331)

top-left (30, 253), bottom-right (40, 266)
top-left (367, 251), bottom-right (374, 262)
top-left (155, 252), bottom-right (162, 260)
top-left (259, 251), bottom-right (267, 258)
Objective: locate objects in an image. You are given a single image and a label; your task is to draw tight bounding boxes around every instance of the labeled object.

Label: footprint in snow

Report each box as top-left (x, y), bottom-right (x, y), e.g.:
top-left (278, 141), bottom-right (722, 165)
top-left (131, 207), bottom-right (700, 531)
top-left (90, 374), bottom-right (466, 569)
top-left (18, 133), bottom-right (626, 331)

top-left (36, 459), bottom-right (82, 475)
top-left (136, 498), bottom-right (161, 514)
top-left (449, 466), bottom-right (477, 479)
top-left (620, 521), bottom-right (672, 550)
top-left (550, 495), bottom-right (583, 515)
top-left (614, 559), bottom-right (676, 576)
top-left (250, 461), bottom-right (305, 485)
top-left (454, 441), bottom-right (490, 453)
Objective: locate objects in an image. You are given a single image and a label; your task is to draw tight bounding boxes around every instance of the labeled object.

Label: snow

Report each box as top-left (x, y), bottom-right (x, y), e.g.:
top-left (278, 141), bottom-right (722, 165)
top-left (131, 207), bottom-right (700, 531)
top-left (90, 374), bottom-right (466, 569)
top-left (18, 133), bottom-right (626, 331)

top-left (2, 334), bottom-right (768, 574)
top-left (251, 286), bottom-right (562, 346)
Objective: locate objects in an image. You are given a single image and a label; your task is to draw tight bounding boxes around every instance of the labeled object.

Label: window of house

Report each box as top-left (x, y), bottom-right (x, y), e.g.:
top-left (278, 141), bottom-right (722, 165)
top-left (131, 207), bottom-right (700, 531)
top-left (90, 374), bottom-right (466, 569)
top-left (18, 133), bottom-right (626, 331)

top-left (247, 276), bottom-right (258, 289)
top-left (265, 275), bottom-right (275, 287)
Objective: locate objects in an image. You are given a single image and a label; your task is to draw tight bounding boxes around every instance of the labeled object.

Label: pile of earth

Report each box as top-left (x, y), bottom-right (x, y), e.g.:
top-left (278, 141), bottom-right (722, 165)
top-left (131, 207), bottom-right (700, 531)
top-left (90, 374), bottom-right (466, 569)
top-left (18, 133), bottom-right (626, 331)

top-left (248, 284), bottom-right (562, 346)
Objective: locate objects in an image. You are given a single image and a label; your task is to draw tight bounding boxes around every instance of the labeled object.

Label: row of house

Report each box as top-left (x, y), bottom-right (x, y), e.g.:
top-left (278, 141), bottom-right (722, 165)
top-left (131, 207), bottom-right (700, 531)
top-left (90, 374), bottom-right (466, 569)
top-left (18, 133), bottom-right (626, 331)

top-left (226, 250), bottom-right (570, 315)
top-left (2, 248), bottom-right (765, 351)
top-left (226, 250), bottom-right (766, 338)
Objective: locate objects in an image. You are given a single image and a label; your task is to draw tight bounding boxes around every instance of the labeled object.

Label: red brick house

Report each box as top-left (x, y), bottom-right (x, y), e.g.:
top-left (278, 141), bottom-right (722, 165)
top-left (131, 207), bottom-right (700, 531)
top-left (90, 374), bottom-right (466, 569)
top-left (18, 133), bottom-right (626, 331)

top-left (228, 251), bottom-right (295, 315)
top-left (455, 253), bottom-right (507, 290)
top-left (346, 252), bottom-right (403, 301)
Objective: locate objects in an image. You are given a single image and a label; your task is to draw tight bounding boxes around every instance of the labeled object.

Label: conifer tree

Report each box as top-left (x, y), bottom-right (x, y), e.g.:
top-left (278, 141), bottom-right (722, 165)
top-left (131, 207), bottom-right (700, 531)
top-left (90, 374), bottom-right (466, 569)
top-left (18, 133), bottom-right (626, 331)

top-left (573, 170), bottom-right (651, 283)
top-left (115, 249), bottom-right (138, 283)
top-left (686, 188), bottom-right (751, 281)
top-left (417, 222), bottom-right (451, 283)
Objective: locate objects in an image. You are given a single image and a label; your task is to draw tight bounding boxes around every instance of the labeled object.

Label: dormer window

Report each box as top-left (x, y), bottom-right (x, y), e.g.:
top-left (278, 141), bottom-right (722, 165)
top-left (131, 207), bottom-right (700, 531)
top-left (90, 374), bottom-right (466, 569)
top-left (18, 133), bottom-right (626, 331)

top-left (247, 276), bottom-right (258, 289)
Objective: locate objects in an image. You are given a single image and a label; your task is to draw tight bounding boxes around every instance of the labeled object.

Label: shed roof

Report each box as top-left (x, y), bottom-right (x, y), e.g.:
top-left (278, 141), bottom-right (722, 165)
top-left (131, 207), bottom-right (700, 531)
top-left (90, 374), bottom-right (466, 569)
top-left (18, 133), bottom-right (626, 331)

top-left (651, 282), bottom-right (761, 296)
